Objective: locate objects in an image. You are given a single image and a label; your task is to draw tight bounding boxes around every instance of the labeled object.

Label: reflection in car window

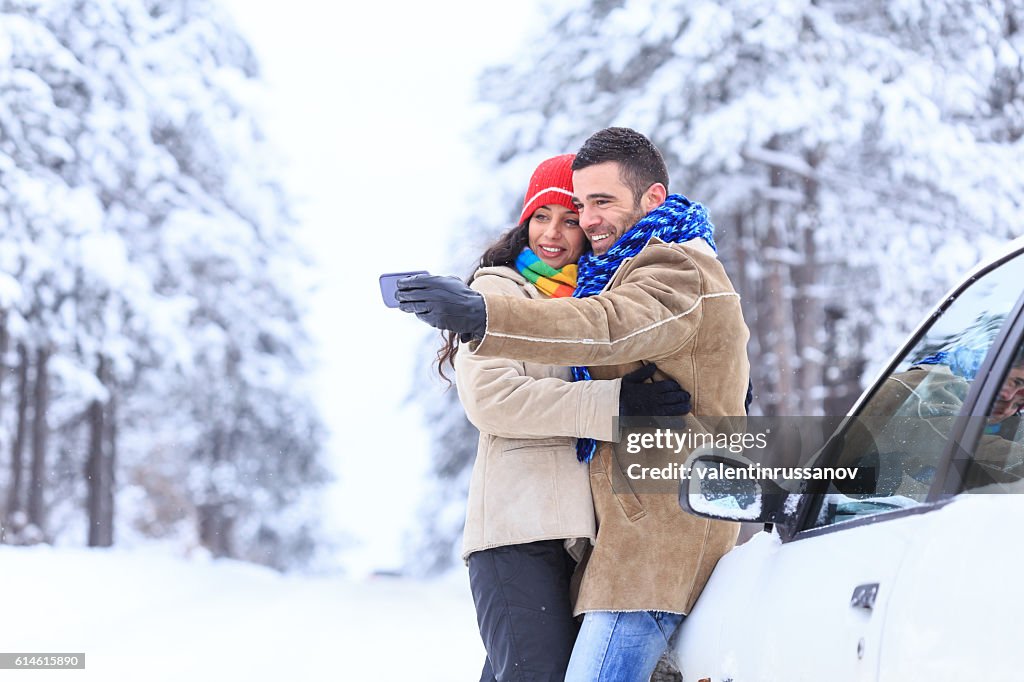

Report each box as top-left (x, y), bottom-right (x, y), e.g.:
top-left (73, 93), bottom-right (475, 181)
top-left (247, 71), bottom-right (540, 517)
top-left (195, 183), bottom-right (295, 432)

top-left (811, 251), bottom-right (1024, 529)
top-left (963, 342), bottom-right (1024, 490)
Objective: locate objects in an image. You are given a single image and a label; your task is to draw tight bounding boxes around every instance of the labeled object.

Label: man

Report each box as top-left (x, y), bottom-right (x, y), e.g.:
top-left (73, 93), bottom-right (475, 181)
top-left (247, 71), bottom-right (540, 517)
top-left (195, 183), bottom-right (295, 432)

top-left (988, 350), bottom-right (1024, 429)
top-left (398, 127), bottom-right (751, 681)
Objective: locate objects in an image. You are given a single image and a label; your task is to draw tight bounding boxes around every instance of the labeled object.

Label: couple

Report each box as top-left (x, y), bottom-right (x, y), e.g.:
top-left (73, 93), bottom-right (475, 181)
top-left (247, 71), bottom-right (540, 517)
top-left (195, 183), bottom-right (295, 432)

top-left (402, 128), bottom-right (751, 681)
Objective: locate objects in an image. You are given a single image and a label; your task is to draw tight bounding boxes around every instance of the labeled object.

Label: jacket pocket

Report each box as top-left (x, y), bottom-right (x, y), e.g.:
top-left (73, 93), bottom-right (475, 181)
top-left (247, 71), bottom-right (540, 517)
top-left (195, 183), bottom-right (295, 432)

top-left (595, 444), bottom-right (647, 522)
top-left (500, 436), bottom-right (574, 454)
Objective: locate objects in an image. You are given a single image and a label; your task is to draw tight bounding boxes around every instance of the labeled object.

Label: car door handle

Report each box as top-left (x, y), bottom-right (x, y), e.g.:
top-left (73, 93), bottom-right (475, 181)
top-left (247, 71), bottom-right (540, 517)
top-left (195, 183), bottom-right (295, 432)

top-left (850, 583), bottom-right (879, 610)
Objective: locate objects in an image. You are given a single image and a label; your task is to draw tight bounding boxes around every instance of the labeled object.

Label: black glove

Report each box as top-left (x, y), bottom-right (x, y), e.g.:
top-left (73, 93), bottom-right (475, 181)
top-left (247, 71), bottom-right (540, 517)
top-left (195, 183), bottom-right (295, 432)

top-left (619, 363), bottom-right (692, 417)
top-left (745, 379), bottom-right (754, 414)
top-left (396, 274), bottom-right (487, 340)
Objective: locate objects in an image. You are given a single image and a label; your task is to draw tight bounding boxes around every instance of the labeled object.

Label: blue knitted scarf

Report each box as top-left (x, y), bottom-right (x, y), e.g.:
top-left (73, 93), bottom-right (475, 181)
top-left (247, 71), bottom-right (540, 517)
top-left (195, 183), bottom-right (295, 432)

top-left (914, 349), bottom-right (983, 380)
top-left (572, 193), bottom-right (716, 463)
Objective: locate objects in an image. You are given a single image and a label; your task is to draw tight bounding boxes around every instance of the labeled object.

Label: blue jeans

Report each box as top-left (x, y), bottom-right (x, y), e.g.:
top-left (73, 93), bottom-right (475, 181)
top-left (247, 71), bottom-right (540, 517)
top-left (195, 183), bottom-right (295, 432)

top-left (564, 610), bottom-right (684, 682)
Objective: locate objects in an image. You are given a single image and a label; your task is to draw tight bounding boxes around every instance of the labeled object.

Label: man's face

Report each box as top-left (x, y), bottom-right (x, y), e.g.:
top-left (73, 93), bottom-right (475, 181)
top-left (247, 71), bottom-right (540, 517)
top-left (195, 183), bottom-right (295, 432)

top-left (571, 162), bottom-right (650, 256)
top-left (990, 364), bottom-right (1024, 422)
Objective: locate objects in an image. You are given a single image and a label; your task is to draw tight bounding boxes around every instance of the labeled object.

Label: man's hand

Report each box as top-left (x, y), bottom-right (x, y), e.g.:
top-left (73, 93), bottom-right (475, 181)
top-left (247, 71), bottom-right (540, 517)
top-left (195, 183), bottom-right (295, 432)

top-left (396, 275), bottom-right (486, 340)
top-left (619, 363), bottom-right (692, 417)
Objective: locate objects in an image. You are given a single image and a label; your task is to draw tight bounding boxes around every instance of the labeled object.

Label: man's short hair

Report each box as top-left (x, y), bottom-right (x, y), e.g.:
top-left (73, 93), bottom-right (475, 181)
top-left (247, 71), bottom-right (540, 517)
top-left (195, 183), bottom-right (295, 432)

top-left (572, 127), bottom-right (670, 204)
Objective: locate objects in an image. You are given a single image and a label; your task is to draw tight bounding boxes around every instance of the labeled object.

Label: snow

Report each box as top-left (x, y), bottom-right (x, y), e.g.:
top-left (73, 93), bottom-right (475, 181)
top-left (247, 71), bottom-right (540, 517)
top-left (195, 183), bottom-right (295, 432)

top-left (0, 544), bottom-right (484, 681)
top-left (0, 269), bottom-right (22, 306)
top-left (690, 489), bottom-right (764, 520)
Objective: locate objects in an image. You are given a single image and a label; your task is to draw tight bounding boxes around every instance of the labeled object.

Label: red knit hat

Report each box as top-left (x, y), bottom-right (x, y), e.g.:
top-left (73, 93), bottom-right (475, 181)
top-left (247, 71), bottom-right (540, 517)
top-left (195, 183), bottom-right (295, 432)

top-left (518, 153), bottom-right (577, 225)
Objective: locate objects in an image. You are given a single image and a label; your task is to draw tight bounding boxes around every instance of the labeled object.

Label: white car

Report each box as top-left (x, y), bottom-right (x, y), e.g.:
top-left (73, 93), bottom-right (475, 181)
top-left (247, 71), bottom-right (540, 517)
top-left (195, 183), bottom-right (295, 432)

top-left (674, 236), bottom-right (1024, 682)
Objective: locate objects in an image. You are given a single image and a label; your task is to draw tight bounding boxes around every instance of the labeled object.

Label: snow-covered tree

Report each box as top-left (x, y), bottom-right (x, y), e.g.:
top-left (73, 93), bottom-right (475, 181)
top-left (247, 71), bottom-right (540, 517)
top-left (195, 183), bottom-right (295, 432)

top-left (0, 0), bottom-right (328, 570)
top-left (405, 355), bottom-right (477, 575)
top-left (411, 0), bottom-right (1024, 570)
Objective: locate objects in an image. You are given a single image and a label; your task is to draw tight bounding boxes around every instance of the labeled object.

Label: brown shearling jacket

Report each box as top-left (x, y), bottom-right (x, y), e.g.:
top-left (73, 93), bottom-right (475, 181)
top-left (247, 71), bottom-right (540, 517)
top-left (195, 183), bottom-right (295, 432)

top-left (470, 237), bottom-right (750, 615)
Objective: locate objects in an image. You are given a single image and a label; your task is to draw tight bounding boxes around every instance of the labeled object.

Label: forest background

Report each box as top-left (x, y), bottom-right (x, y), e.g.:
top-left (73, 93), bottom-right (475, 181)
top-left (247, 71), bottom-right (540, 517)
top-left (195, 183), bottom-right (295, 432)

top-left (0, 0), bottom-right (1021, 579)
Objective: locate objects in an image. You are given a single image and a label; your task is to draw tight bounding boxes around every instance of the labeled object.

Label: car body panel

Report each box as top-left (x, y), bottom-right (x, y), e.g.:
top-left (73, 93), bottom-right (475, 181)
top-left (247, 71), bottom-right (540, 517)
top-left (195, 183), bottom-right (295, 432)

top-left (676, 495), bottom-right (1024, 681)
top-left (676, 511), bottom-right (923, 682)
top-left (877, 495), bottom-right (1024, 682)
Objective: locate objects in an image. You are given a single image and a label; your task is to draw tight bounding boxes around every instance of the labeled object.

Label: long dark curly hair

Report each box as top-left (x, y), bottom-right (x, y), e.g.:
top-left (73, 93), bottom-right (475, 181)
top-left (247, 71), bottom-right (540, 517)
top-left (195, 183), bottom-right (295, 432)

top-left (435, 219), bottom-right (531, 385)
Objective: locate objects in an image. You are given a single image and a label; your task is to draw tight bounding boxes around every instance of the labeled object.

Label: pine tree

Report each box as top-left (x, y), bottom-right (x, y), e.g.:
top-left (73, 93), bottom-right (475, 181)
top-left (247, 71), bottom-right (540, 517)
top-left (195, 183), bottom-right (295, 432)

top-left (410, 0), bottom-right (1024, 571)
top-left (0, 0), bottom-right (328, 569)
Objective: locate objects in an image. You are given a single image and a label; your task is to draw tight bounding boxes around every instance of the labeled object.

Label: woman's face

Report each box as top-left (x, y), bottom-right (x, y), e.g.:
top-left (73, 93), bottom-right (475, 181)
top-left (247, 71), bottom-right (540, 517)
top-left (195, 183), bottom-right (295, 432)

top-left (528, 204), bottom-right (586, 270)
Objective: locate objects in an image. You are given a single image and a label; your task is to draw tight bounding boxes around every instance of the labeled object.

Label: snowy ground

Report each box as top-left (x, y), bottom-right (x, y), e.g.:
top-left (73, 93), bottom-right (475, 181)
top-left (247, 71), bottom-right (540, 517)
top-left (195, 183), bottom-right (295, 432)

top-left (1, 545), bottom-right (484, 681)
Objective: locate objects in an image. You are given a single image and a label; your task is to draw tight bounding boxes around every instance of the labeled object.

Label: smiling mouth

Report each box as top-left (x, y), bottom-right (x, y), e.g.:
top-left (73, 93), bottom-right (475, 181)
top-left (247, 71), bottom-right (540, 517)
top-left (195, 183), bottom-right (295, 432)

top-left (539, 245), bottom-right (565, 255)
top-left (590, 233), bottom-right (610, 243)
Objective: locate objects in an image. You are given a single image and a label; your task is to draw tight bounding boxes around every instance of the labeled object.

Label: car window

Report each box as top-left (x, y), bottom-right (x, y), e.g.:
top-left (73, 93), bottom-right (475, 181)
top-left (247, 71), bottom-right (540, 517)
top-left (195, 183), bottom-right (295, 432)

top-left (810, 250), bottom-right (1024, 529)
top-left (962, 338), bottom-right (1024, 490)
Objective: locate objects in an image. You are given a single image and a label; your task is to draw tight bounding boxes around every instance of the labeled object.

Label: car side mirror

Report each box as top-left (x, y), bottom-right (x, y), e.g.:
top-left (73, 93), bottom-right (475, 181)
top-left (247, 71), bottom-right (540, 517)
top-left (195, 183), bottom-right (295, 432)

top-left (678, 450), bottom-right (792, 528)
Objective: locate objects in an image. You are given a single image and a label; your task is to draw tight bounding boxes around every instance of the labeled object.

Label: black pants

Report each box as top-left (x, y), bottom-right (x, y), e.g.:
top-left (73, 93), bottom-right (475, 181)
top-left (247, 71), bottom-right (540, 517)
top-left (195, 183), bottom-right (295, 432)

top-left (468, 540), bottom-right (580, 682)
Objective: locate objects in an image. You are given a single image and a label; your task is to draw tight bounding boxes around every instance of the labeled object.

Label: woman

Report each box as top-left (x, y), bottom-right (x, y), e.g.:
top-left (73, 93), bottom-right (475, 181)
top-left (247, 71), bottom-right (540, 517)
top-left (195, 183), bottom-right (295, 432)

top-left (437, 154), bottom-right (688, 682)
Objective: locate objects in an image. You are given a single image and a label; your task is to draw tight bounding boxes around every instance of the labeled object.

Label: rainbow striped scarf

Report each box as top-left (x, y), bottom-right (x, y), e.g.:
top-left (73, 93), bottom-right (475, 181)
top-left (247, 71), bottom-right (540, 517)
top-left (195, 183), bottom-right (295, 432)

top-left (515, 248), bottom-right (577, 298)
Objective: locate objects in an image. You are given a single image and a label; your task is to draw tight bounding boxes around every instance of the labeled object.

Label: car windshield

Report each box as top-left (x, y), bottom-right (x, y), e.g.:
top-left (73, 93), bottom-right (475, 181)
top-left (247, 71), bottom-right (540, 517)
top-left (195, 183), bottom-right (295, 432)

top-left (809, 249), bottom-right (1024, 529)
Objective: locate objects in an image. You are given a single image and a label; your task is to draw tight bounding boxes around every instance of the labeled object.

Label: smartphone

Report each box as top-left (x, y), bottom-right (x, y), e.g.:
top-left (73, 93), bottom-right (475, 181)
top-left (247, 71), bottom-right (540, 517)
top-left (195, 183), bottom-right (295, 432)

top-left (380, 271), bottom-right (429, 308)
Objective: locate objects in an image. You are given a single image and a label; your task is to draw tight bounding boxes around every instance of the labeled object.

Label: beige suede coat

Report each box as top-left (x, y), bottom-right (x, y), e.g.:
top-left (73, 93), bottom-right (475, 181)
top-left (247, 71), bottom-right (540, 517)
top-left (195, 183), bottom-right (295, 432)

top-left (471, 238), bottom-right (750, 615)
top-left (457, 266), bottom-right (621, 562)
